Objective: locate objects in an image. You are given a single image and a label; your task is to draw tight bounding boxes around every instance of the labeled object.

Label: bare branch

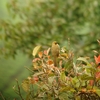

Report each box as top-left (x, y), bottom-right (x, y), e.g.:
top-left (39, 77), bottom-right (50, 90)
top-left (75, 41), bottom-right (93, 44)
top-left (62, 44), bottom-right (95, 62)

top-left (16, 79), bottom-right (25, 100)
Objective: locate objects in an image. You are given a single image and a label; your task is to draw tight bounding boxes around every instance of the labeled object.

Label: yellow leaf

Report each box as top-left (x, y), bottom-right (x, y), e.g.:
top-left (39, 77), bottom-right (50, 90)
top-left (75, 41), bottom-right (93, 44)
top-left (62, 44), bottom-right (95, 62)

top-left (32, 45), bottom-right (41, 57)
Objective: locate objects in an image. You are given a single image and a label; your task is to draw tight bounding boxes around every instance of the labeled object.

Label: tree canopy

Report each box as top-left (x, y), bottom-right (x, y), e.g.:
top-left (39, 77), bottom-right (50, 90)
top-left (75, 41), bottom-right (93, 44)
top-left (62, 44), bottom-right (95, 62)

top-left (0, 0), bottom-right (100, 57)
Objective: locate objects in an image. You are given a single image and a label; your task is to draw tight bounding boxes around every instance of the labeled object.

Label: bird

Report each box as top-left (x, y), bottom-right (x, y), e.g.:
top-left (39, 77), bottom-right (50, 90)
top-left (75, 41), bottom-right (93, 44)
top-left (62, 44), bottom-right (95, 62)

top-left (51, 41), bottom-right (60, 67)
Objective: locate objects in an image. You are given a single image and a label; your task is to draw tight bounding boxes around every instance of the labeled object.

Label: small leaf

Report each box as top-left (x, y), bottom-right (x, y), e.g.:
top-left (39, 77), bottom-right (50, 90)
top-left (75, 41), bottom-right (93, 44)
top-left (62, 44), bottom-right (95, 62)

top-left (33, 71), bottom-right (44, 77)
top-left (47, 60), bottom-right (53, 65)
top-left (44, 48), bottom-right (50, 56)
top-left (47, 48), bottom-right (51, 55)
top-left (30, 76), bottom-right (39, 84)
top-left (83, 66), bottom-right (96, 73)
top-left (59, 87), bottom-right (74, 93)
top-left (96, 72), bottom-right (100, 79)
top-left (48, 76), bottom-right (55, 85)
top-left (94, 87), bottom-right (100, 96)
top-left (32, 58), bottom-right (40, 63)
top-left (77, 57), bottom-right (91, 66)
top-left (38, 51), bottom-right (43, 58)
top-left (64, 59), bottom-right (73, 71)
top-left (80, 74), bottom-right (94, 80)
top-left (60, 72), bottom-right (66, 81)
top-left (61, 53), bottom-right (68, 58)
top-left (32, 45), bottom-right (41, 57)
top-left (21, 79), bottom-right (30, 92)
top-left (94, 55), bottom-right (100, 65)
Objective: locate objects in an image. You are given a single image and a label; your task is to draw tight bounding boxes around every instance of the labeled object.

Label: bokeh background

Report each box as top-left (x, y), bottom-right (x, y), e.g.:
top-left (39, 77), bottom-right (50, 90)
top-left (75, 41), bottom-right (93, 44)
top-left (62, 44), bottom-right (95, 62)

top-left (0, 0), bottom-right (100, 99)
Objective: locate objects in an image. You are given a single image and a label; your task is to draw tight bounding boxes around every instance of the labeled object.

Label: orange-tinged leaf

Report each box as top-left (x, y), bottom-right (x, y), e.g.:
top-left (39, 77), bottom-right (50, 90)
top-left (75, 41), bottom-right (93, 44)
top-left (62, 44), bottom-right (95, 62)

top-left (89, 80), bottom-right (94, 86)
top-left (47, 60), bottom-right (53, 65)
top-left (33, 76), bottom-right (39, 81)
top-left (94, 55), bottom-right (100, 65)
top-left (81, 88), bottom-right (86, 92)
top-left (96, 72), bottom-right (100, 79)
top-left (88, 89), bottom-right (96, 93)
top-left (44, 48), bottom-right (50, 55)
top-left (44, 50), bottom-right (47, 55)
top-left (47, 55), bottom-right (51, 59)
top-left (47, 70), bottom-right (52, 74)
top-left (32, 58), bottom-right (40, 62)
top-left (29, 76), bottom-right (39, 84)
top-left (38, 51), bottom-right (43, 58)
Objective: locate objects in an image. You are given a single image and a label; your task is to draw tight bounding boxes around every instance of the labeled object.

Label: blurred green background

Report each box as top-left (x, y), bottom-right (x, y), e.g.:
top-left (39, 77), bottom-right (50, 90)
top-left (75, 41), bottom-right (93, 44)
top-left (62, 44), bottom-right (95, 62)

top-left (0, 0), bottom-right (30, 99)
top-left (0, 0), bottom-right (100, 99)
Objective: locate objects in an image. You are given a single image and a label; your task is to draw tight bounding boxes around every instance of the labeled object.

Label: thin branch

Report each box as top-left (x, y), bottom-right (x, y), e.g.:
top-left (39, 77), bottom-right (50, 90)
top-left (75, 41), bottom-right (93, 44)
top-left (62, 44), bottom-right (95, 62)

top-left (24, 66), bottom-right (34, 73)
top-left (0, 92), bottom-right (6, 100)
top-left (16, 79), bottom-right (25, 100)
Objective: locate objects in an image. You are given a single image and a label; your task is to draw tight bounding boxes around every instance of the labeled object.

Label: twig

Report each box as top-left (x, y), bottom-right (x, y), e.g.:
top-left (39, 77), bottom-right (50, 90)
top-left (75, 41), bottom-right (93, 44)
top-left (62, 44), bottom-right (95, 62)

top-left (0, 92), bottom-right (6, 100)
top-left (24, 66), bottom-right (34, 73)
top-left (16, 79), bottom-right (24, 100)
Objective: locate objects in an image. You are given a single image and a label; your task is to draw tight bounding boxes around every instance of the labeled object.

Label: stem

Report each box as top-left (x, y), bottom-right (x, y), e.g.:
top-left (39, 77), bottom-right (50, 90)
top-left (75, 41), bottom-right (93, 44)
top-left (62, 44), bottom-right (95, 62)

top-left (92, 77), bottom-right (96, 89)
top-left (91, 64), bottom-right (98, 89)
top-left (16, 79), bottom-right (24, 100)
top-left (24, 66), bottom-right (34, 73)
top-left (0, 92), bottom-right (6, 100)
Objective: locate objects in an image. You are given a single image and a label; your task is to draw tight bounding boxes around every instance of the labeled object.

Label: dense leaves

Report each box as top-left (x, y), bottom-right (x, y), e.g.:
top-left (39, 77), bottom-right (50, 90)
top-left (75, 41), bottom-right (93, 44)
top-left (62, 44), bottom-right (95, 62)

top-left (0, 0), bottom-right (100, 57)
top-left (13, 42), bottom-right (100, 100)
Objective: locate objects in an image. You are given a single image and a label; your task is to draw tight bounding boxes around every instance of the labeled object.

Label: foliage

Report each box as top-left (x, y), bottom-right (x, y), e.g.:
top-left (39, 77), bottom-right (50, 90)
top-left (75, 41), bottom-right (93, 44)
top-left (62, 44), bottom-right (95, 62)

top-left (13, 41), bottom-right (100, 100)
top-left (0, 0), bottom-right (100, 57)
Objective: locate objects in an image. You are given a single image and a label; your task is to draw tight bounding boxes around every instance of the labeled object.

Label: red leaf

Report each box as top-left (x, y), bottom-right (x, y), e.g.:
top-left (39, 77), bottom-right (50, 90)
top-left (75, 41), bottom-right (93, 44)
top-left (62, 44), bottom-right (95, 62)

top-left (89, 80), bottom-right (94, 86)
top-left (30, 76), bottom-right (39, 84)
top-left (47, 60), bottom-right (53, 65)
top-left (33, 76), bottom-right (39, 82)
top-left (95, 72), bottom-right (100, 79)
top-left (94, 55), bottom-right (100, 65)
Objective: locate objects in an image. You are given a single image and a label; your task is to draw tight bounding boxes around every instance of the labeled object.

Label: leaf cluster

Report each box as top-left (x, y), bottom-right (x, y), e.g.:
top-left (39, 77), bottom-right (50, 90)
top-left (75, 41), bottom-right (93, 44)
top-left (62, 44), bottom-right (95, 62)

top-left (14, 43), bottom-right (100, 100)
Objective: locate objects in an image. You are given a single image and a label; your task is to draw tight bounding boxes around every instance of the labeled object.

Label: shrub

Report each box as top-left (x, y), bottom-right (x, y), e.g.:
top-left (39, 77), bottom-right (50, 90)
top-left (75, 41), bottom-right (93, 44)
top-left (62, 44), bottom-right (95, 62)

top-left (14, 40), bottom-right (100, 100)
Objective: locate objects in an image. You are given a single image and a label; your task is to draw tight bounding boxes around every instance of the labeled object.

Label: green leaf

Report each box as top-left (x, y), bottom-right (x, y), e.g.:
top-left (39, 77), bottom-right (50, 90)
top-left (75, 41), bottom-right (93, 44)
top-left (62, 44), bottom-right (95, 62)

top-left (77, 57), bottom-right (91, 66)
top-left (94, 87), bottom-right (100, 96)
top-left (59, 92), bottom-right (69, 100)
top-left (59, 91), bottom-right (74, 100)
top-left (80, 74), bottom-right (94, 80)
top-left (41, 84), bottom-right (49, 90)
top-left (48, 76), bottom-right (56, 85)
top-left (32, 45), bottom-right (41, 57)
top-left (60, 72), bottom-right (66, 82)
top-left (83, 66), bottom-right (96, 73)
top-left (74, 23), bottom-right (91, 35)
top-left (59, 87), bottom-right (75, 93)
top-left (71, 77), bottom-right (80, 88)
top-left (21, 79), bottom-right (30, 92)
top-left (64, 59), bottom-right (73, 71)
